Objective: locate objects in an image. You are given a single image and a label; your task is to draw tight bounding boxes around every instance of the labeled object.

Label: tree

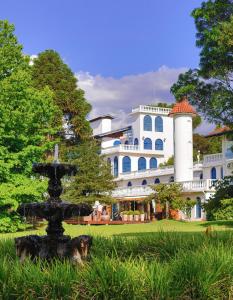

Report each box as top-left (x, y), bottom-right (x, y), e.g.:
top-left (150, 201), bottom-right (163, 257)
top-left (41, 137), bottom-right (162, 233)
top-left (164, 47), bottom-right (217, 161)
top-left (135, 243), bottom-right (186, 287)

top-left (204, 176), bottom-right (233, 220)
top-left (31, 50), bottom-right (92, 140)
top-left (193, 133), bottom-right (222, 160)
top-left (0, 20), bottom-right (60, 232)
top-left (63, 139), bottom-right (116, 205)
top-left (171, 0), bottom-right (233, 126)
top-left (0, 20), bottom-right (28, 81)
top-left (148, 183), bottom-right (194, 219)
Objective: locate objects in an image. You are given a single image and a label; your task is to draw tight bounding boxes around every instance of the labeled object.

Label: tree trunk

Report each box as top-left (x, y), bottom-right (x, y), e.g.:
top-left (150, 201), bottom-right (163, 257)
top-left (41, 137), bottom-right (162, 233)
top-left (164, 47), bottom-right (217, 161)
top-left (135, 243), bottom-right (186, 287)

top-left (166, 201), bottom-right (169, 219)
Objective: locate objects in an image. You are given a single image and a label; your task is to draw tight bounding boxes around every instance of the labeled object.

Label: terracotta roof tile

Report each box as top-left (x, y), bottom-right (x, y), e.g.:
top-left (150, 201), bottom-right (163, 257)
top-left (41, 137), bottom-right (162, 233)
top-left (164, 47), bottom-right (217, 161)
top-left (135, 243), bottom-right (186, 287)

top-left (169, 97), bottom-right (196, 116)
top-left (206, 126), bottom-right (231, 137)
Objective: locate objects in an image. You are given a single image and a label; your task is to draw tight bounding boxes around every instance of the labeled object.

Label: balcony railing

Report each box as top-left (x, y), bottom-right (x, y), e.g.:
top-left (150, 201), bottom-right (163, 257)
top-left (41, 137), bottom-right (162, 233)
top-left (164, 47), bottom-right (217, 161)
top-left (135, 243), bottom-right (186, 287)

top-left (101, 144), bottom-right (163, 155)
top-left (116, 163), bottom-right (202, 180)
top-left (203, 153), bottom-right (223, 165)
top-left (112, 179), bottom-right (217, 198)
top-left (131, 105), bottom-right (171, 115)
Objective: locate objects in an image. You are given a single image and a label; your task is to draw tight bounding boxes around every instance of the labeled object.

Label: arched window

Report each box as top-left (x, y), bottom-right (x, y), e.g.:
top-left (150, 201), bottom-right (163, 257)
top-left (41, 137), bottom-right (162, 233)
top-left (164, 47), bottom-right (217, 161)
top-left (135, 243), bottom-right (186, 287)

top-left (150, 157), bottom-right (157, 169)
top-left (155, 116), bottom-right (163, 132)
top-left (113, 156), bottom-right (118, 177)
top-left (143, 115), bottom-right (152, 131)
top-left (200, 173), bottom-right (203, 180)
top-left (125, 140), bottom-right (129, 145)
top-left (122, 156), bottom-right (131, 173)
top-left (169, 176), bottom-right (174, 182)
top-left (211, 167), bottom-right (217, 179)
top-left (113, 140), bottom-right (121, 146)
top-left (144, 138), bottom-right (152, 150)
top-left (155, 139), bottom-right (163, 150)
top-left (142, 179), bottom-right (147, 186)
top-left (221, 167), bottom-right (224, 179)
top-left (138, 157), bottom-right (146, 171)
top-left (196, 197), bottom-right (202, 219)
top-left (154, 178), bottom-right (160, 184)
top-left (127, 181), bottom-right (132, 187)
top-left (134, 138), bottom-right (139, 145)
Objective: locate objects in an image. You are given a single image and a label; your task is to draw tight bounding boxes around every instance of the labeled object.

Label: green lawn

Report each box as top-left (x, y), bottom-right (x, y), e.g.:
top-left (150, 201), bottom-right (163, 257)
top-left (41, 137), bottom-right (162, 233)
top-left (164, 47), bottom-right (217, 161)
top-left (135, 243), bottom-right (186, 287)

top-left (1, 220), bottom-right (233, 299)
top-left (1, 219), bottom-right (233, 239)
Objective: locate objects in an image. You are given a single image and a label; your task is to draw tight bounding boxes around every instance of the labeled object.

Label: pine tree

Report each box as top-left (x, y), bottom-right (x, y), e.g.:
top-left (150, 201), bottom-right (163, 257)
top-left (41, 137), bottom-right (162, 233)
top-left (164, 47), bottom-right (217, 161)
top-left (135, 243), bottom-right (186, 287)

top-left (31, 50), bottom-right (92, 140)
top-left (63, 139), bottom-right (116, 204)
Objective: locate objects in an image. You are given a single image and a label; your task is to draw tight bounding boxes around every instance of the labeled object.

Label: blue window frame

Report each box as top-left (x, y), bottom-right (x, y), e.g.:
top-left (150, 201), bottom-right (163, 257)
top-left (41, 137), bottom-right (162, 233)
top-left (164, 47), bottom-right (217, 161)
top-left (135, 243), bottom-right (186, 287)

top-left (155, 139), bottom-right (163, 150)
top-left (200, 173), bottom-right (203, 180)
top-left (150, 157), bottom-right (157, 169)
top-left (142, 179), bottom-right (147, 185)
top-left (138, 157), bottom-right (146, 171)
top-left (196, 197), bottom-right (202, 219)
top-left (144, 138), bottom-right (152, 150)
top-left (113, 140), bottom-right (121, 146)
top-left (155, 116), bottom-right (163, 132)
top-left (127, 181), bottom-right (132, 187)
top-left (154, 178), bottom-right (160, 184)
top-left (122, 156), bottom-right (131, 173)
top-left (134, 138), bottom-right (139, 145)
top-left (211, 167), bottom-right (217, 179)
top-left (113, 156), bottom-right (118, 177)
top-left (144, 115), bottom-right (152, 131)
top-left (125, 140), bottom-right (129, 145)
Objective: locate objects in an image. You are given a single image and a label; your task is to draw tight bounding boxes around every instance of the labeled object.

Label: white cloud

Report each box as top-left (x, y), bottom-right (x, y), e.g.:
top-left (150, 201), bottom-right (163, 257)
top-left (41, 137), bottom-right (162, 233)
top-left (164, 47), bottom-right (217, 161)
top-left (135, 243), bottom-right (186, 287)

top-left (76, 66), bottom-right (213, 134)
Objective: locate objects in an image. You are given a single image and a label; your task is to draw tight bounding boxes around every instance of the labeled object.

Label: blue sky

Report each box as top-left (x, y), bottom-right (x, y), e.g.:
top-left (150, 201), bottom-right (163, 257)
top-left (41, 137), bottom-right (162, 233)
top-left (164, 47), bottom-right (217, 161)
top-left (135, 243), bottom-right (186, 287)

top-left (2, 0), bottom-right (211, 132)
top-left (2, 0), bottom-right (202, 77)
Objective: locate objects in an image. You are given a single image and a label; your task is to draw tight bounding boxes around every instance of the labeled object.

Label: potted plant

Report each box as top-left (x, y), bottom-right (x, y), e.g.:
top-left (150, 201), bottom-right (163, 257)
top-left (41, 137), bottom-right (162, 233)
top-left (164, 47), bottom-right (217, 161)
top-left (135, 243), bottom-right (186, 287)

top-left (140, 210), bottom-right (145, 222)
top-left (128, 210), bottom-right (134, 221)
top-left (121, 211), bottom-right (128, 221)
top-left (133, 210), bottom-right (140, 221)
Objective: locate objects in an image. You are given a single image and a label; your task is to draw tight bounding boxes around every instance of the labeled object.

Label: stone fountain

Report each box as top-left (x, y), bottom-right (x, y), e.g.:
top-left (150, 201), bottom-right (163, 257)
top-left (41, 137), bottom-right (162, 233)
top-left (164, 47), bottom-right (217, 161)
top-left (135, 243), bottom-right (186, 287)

top-left (15, 145), bottom-right (93, 260)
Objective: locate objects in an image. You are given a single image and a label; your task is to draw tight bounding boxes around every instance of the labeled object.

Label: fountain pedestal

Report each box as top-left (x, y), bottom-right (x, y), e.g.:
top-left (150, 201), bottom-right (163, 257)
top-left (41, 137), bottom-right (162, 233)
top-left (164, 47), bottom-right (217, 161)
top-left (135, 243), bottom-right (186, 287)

top-left (16, 162), bottom-right (93, 260)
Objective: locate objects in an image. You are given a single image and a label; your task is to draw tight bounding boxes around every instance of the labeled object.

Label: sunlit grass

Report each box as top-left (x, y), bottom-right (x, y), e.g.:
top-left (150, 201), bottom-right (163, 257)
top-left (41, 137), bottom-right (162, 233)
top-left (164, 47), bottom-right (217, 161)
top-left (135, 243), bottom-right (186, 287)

top-left (1, 220), bottom-right (233, 299)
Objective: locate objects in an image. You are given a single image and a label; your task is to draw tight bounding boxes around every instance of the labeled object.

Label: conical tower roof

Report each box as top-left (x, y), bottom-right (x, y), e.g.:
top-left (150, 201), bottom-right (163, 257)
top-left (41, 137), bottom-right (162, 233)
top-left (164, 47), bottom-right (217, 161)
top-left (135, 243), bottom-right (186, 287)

top-left (169, 97), bottom-right (196, 117)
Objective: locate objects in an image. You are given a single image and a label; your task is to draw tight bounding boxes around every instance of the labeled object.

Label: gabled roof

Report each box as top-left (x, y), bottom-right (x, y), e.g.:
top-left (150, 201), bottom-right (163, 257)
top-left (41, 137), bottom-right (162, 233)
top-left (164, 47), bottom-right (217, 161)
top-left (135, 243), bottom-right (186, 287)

top-left (94, 126), bottom-right (132, 139)
top-left (206, 126), bottom-right (232, 137)
top-left (89, 114), bottom-right (114, 123)
top-left (169, 97), bottom-right (196, 116)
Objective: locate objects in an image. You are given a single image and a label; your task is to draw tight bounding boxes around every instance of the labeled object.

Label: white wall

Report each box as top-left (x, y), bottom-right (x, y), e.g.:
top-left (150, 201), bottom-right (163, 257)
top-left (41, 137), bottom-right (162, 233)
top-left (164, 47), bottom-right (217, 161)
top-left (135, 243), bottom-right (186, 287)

top-left (91, 118), bottom-right (112, 135)
top-left (173, 114), bottom-right (193, 182)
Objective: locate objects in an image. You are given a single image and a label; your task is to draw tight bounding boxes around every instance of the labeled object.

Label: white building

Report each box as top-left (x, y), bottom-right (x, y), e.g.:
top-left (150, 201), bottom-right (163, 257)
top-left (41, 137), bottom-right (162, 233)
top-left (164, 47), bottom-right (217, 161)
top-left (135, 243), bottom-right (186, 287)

top-left (90, 98), bottom-right (231, 221)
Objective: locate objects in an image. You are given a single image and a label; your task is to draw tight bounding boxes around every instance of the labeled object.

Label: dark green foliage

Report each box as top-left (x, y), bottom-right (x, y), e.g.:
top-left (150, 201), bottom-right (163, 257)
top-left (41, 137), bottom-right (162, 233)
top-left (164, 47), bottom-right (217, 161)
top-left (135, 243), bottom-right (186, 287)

top-left (2, 232), bottom-right (233, 299)
top-left (193, 133), bottom-right (222, 160)
top-left (171, 0), bottom-right (233, 126)
top-left (31, 50), bottom-right (92, 140)
top-left (63, 139), bottom-right (116, 204)
top-left (204, 176), bottom-right (233, 220)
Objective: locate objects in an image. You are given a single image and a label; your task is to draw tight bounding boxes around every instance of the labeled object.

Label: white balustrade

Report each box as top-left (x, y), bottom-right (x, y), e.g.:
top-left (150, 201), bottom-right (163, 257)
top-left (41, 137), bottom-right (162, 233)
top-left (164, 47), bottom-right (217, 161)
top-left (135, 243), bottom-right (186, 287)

top-left (203, 153), bottom-right (223, 164)
top-left (112, 179), bottom-right (218, 198)
top-left (131, 105), bottom-right (171, 115)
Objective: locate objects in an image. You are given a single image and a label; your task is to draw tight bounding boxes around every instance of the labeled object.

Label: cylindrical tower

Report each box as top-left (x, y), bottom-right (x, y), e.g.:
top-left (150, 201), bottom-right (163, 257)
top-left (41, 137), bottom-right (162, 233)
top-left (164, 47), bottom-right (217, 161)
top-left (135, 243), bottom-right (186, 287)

top-left (169, 97), bottom-right (196, 182)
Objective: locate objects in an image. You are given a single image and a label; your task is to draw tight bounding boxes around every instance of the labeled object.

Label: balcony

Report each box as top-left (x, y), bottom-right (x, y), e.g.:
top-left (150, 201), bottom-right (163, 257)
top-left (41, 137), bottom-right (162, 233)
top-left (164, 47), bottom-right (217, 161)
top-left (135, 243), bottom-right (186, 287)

top-left (112, 179), bottom-right (217, 198)
top-left (181, 179), bottom-right (217, 192)
top-left (203, 153), bottom-right (223, 166)
top-left (116, 163), bottom-right (202, 181)
top-left (131, 105), bottom-right (171, 115)
top-left (101, 144), bottom-right (164, 156)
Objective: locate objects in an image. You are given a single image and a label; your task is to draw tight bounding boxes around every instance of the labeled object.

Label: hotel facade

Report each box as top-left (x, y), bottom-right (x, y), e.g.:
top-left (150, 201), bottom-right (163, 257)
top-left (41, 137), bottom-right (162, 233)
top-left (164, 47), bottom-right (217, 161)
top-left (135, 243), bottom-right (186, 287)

top-left (90, 99), bottom-right (232, 221)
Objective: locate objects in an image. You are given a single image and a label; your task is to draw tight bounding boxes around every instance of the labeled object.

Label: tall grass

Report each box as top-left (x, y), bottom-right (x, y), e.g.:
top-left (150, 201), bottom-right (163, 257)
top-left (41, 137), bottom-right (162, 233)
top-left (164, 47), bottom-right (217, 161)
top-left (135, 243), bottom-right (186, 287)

top-left (1, 232), bottom-right (233, 299)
